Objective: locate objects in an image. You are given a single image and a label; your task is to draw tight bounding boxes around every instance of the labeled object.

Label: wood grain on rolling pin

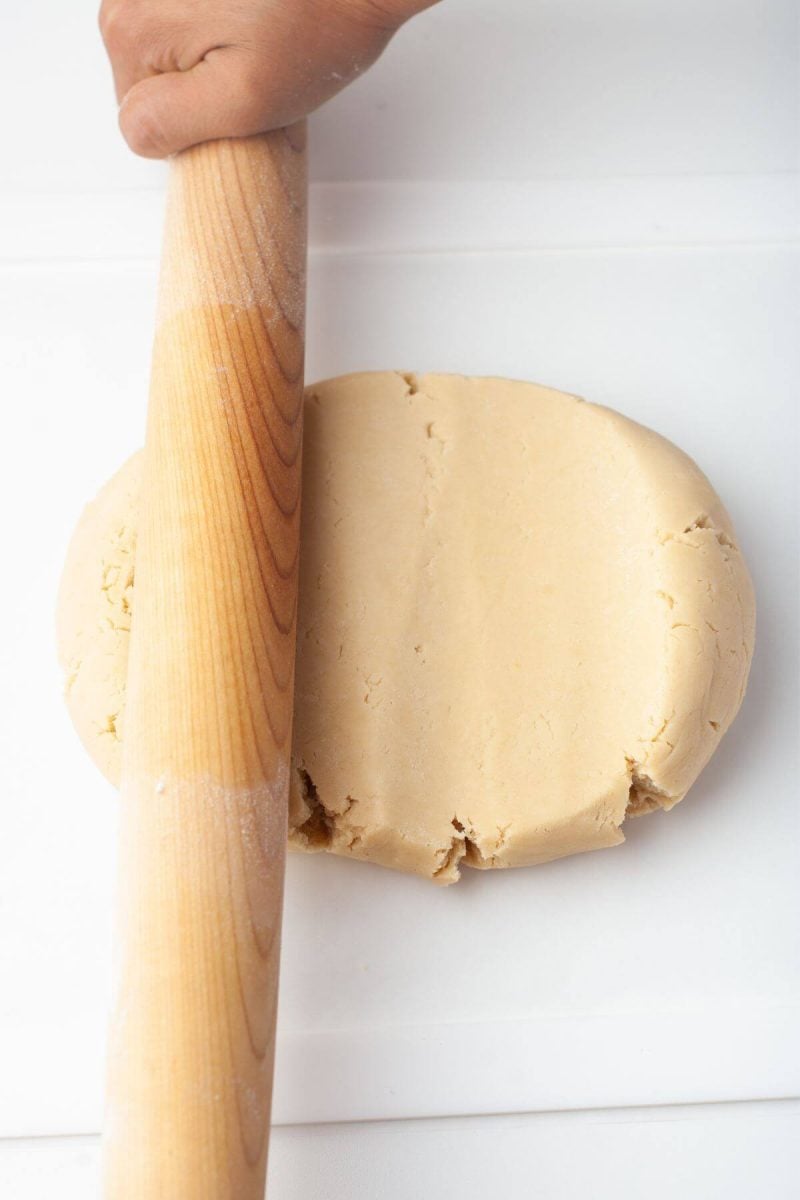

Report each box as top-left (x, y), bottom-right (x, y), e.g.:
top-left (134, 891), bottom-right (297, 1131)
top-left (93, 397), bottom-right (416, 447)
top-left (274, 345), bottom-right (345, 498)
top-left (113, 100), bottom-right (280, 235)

top-left (104, 127), bottom-right (306, 1200)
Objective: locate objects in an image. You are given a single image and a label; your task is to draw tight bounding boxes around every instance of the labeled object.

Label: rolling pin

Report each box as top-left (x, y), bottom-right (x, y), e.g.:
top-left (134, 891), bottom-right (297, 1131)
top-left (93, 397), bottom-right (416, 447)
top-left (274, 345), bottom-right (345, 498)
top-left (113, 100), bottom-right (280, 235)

top-left (103, 126), bottom-right (307, 1198)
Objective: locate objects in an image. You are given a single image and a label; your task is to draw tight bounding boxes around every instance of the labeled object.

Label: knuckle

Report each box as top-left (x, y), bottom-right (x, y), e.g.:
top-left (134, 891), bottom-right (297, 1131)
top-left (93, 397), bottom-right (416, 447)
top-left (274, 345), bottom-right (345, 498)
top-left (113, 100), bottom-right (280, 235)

top-left (98, 1), bottom-right (128, 50)
top-left (99, 0), bottom-right (149, 55)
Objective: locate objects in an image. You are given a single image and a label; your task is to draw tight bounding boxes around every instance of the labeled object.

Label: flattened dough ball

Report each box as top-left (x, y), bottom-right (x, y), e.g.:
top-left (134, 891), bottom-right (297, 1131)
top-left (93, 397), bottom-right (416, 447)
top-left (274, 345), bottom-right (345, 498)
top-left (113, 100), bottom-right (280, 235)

top-left (57, 372), bottom-right (754, 883)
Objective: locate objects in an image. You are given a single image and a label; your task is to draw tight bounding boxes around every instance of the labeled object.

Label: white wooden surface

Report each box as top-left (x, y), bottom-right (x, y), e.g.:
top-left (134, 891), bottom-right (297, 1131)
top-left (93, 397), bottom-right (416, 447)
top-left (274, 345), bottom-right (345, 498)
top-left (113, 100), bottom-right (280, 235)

top-left (0, 0), bottom-right (797, 1193)
top-left (2, 1102), bottom-right (799, 1200)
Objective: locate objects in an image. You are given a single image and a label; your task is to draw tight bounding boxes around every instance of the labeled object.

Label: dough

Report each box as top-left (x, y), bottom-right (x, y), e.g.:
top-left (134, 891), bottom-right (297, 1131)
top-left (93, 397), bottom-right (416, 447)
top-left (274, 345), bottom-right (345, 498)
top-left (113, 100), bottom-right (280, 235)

top-left (57, 372), bottom-right (755, 883)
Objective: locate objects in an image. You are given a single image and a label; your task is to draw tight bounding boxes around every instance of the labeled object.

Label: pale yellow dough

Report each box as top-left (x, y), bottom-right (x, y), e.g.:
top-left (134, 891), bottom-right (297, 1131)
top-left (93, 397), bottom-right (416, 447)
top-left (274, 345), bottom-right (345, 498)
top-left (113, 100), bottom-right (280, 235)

top-left (57, 372), bottom-right (755, 883)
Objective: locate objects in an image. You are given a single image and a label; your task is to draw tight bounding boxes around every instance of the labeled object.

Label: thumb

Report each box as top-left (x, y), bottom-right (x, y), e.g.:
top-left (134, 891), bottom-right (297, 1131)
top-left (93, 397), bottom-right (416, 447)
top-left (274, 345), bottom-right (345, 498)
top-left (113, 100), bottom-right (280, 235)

top-left (118, 52), bottom-right (275, 159)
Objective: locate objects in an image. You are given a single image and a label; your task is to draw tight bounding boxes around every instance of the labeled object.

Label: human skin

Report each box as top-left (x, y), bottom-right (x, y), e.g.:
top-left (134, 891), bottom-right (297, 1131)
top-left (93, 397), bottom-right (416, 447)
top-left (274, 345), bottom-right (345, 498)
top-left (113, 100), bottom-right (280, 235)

top-left (99, 0), bottom-right (440, 157)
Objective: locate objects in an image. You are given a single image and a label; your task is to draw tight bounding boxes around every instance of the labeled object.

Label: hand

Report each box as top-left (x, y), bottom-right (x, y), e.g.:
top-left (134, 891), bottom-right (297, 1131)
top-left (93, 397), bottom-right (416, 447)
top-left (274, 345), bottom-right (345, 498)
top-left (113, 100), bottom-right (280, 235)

top-left (99, 0), bottom-right (438, 158)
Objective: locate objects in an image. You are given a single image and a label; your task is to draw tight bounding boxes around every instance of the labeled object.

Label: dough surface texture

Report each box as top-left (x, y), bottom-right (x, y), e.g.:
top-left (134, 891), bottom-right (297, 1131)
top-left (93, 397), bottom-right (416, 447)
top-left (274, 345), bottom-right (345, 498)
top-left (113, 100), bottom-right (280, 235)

top-left (57, 372), bottom-right (755, 882)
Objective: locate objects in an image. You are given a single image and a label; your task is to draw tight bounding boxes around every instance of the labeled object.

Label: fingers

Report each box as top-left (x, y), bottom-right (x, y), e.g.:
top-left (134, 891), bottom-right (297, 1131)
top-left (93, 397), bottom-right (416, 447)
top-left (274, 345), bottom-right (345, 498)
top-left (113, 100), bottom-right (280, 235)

top-left (99, 0), bottom-right (423, 160)
top-left (99, 0), bottom-right (223, 107)
top-left (117, 51), bottom-right (281, 159)
top-left (99, 0), bottom-right (164, 103)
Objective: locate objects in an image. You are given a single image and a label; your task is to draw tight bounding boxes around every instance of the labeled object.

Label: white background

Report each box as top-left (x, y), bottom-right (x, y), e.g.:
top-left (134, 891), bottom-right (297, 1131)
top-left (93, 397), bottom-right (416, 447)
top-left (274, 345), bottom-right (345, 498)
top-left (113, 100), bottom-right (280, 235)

top-left (0, 0), bottom-right (798, 1195)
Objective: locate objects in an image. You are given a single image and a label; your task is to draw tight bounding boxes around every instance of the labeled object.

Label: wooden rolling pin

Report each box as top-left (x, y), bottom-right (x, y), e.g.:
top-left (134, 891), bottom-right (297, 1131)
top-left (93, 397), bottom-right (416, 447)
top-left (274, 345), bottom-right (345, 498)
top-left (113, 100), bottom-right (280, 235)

top-left (103, 126), bottom-right (307, 1198)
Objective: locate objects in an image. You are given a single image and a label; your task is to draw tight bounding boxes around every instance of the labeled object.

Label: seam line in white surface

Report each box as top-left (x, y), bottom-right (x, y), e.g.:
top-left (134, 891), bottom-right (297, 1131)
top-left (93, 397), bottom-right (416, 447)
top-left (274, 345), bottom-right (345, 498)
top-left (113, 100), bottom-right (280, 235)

top-left (3, 1096), bottom-right (800, 1145)
top-left (0, 174), bottom-right (795, 261)
top-left (0, 240), bottom-right (796, 271)
top-left (2, 168), bottom-right (796, 193)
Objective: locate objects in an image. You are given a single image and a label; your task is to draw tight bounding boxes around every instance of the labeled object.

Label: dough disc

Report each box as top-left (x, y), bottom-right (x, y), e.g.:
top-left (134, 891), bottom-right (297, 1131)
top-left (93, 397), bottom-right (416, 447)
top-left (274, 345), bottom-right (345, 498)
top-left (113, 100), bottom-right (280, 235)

top-left (57, 372), bottom-right (754, 882)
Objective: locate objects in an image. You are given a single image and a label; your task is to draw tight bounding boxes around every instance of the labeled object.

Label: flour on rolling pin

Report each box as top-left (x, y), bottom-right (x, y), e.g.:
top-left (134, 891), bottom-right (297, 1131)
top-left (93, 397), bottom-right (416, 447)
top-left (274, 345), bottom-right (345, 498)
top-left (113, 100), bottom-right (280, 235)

top-left (146, 769), bottom-right (290, 857)
top-left (156, 128), bottom-right (306, 328)
top-left (58, 371), bottom-right (755, 885)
